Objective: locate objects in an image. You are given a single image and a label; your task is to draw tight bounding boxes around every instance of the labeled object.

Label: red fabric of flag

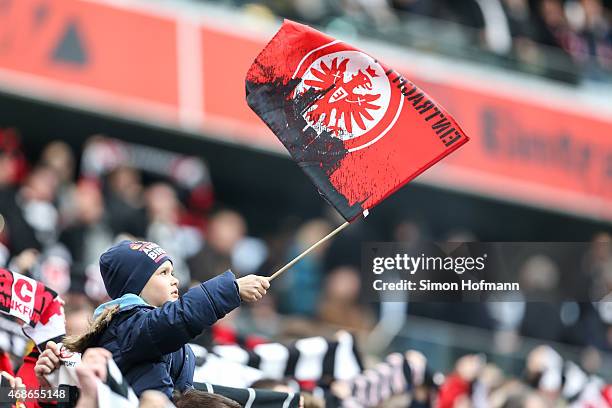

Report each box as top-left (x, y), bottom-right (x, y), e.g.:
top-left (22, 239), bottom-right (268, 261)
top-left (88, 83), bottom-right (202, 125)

top-left (246, 20), bottom-right (469, 221)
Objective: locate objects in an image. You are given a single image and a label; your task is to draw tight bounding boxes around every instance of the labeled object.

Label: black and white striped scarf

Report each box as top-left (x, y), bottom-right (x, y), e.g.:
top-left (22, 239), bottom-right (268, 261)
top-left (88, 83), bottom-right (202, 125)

top-left (341, 351), bottom-right (436, 408)
top-left (211, 331), bottom-right (362, 383)
top-left (96, 359), bottom-right (140, 407)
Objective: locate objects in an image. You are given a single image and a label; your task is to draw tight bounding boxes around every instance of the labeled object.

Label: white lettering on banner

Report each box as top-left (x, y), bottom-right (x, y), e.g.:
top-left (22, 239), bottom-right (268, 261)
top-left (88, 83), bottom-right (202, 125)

top-left (14, 279), bottom-right (33, 302)
top-left (10, 276), bottom-right (37, 323)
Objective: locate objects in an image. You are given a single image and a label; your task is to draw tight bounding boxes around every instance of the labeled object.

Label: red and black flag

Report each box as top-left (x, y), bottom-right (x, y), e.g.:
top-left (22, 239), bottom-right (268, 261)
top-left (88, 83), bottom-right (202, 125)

top-left (246, 20), bottom-right (469, 221)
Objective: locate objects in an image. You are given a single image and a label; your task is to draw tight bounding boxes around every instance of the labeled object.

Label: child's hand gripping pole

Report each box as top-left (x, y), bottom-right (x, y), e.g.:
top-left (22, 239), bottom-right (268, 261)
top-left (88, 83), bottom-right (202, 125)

top-left (236, 275), bottom-right (271, 302)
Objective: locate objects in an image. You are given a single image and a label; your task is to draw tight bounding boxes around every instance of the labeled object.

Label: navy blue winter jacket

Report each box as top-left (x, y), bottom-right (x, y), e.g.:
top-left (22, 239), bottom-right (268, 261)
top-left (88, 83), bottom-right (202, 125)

top-left (94, 270), bottom-right (241, 398)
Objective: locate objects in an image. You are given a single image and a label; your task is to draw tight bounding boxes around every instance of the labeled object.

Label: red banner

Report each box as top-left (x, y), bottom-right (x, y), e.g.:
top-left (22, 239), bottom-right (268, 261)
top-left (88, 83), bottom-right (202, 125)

top-left (0, 0), bottom-right (179, 119)
top-left (414, 78), bottom-right (612, 221)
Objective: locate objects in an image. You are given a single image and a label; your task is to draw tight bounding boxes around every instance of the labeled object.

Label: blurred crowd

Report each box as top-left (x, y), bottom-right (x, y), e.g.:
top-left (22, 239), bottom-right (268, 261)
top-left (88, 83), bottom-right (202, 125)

top-left (26, 339), bottom-right (612, 408)
top-left (0, 127), bottom-right (611, 380)
top-left (208, 0), bottom-right (612, 83)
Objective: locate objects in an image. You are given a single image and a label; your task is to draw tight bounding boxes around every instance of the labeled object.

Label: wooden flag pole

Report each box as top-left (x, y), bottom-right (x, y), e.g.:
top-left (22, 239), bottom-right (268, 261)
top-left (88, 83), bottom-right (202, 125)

top-left (267, 221), bottom-right (351, 281)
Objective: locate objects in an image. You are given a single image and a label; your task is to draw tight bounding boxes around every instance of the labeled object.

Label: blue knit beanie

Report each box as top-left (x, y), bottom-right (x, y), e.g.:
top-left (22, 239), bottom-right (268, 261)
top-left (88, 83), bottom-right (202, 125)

top-left (99, 240), bottom-right (172, 299)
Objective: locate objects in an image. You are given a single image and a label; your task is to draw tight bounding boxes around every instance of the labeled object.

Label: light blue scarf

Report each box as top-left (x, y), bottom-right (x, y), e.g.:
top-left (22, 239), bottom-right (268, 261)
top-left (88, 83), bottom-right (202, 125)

top-left (93, 293), bottom-right (150, 319)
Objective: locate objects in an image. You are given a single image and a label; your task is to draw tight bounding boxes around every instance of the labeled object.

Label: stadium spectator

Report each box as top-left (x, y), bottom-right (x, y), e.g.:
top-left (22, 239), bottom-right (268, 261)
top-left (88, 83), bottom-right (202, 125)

top-left (276, 219), bottom-right (331, 317)
top-left (64, 299), bottom-right (95, 338)
top-left (317, 266), bottom-right (374, 332)
top-left (0, 165), bottom-right (60, 253)
top-left (59, 180), bottom-right (114, 281)
top-left (104, 166), bottom-right (148, 238)
top-left (187, 209), bottom-right (246, 283)
top-left (145, 183), bottom-right (200, 289)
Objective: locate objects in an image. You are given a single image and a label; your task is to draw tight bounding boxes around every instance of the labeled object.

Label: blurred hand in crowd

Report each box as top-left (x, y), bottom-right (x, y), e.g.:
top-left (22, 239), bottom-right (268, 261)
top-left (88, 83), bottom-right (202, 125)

top-left (0, 371), bottom-right (25, 408)
top-left (455, 354), bottom-right (485, 382)
top-left (0, 370), bottom-right (24, 389)
top-left (405, 350), bottom-right (428, 386)
top-left (75, 347), bottom-right (113, 408)
top-left (11, 248), bottom-right (39, 274)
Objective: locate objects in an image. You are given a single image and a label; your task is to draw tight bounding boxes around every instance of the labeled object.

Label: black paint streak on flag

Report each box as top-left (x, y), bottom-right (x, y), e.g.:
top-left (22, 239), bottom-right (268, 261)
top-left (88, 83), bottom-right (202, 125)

top-left (246, 71), bottom-right (364, 221)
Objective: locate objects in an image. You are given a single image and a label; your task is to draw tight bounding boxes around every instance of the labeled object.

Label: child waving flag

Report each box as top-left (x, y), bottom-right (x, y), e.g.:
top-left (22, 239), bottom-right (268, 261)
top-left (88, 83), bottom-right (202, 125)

top-left (63, 240), bottom-right (269, 399)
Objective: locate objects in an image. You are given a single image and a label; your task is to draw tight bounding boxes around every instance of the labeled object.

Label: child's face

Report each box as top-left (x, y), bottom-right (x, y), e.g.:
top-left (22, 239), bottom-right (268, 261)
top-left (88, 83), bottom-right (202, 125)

top-left (140, 261), bottom-right (179, 307)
